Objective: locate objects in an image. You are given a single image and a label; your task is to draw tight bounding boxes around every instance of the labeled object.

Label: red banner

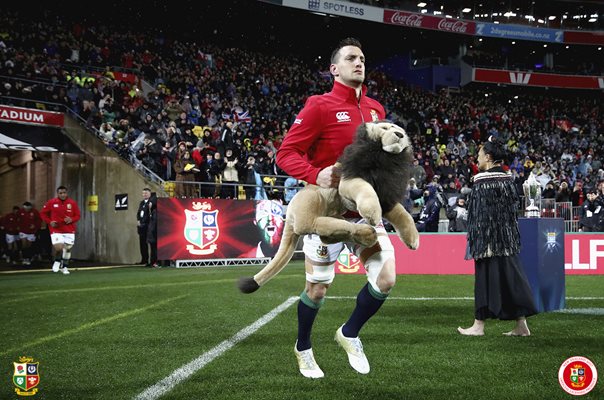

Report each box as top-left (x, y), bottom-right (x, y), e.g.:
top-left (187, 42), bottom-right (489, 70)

top-left (157, 198), bottom-right (285, 260)
top-left (563, 30), bottom-right (604, 45)
top-left (336, 233), bottom-right (604, 275)
top-left (0, 105), bottom-right (64, 127)
top-left (473, 68), bottom-right (604, 90)
top-left (336, 234), bottom-right (474, 275)
top-left (383, 10), bottom-right (476, 35)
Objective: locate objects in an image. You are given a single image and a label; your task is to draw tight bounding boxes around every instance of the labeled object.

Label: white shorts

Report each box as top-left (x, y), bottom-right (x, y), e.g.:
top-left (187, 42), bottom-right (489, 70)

top-left (19, 232), bottom-right (36, 242)
top-left (5, 234), bottom-right (19, 244)
top-left (302, 219), bottom-right (393, 284)
top-left (51, 233), bottom-right (75, 246)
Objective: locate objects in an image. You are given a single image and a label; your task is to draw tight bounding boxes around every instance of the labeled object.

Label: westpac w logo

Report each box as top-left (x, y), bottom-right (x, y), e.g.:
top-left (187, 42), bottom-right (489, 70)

top-left (509, 72), bottom-right (531, 85)
top-left (308, 0), bottom-right (320, 10)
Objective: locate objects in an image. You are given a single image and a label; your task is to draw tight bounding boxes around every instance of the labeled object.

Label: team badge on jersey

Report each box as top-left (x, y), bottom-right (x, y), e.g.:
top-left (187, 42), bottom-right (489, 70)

top-left (184, 202), bottom-right (219, 255)
top-left (13, 356), bottom-right (40, 396)
top-left (370, 109), bottom-right (379, 122)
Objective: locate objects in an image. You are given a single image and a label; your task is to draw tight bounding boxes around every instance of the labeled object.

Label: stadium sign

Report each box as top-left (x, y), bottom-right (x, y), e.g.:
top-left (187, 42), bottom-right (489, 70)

top-left (476, 22), bottom-right (563, 43)
top-left (0, 105), bottom-right (64, 127)
top-left (472, 68), bottom-right (604, 90)
top-left (384, 10), bottom-right (476, 35)
top-left (563, 30), bottom-right (604, 45)
top-left (281, 0), bottom-right (383, 22)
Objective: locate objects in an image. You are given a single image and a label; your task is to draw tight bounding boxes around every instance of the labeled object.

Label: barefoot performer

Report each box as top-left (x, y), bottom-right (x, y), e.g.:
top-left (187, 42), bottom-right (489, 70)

top-left (458, 136), bottom-right (537, 337)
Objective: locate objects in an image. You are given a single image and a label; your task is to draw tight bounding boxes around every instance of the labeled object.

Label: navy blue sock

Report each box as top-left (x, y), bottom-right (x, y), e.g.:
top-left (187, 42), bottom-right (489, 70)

top-left (296, 291), bottom-right (324, 351)
top-left (342, 283), bottom-right (388, 338)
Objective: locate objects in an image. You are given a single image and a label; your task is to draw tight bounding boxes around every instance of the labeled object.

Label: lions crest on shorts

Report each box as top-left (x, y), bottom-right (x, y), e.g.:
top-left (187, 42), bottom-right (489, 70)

top-left (184, 202), bottom-right (219, 255)
top-left (316, 245), bottom-right (328, 259)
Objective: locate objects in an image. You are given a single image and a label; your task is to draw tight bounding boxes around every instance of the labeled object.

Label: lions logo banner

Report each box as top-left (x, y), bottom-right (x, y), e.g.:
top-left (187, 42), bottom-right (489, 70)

top-left (158, 198), bottom-right (284, 260)
top-left (184, 207), bottom-right (219, 255)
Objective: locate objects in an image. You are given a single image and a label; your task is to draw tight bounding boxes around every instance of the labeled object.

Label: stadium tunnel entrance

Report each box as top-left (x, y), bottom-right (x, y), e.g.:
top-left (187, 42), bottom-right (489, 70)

top-left (0, 115), bottom-right (163, 265)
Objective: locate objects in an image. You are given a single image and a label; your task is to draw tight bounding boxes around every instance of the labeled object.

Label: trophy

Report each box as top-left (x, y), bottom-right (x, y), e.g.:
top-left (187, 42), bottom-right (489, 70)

top-left (523, 174), bottom-right (541, 218)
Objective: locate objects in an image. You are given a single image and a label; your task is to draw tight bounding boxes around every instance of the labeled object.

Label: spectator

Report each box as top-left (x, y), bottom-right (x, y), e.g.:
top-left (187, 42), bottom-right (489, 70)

top-left (414, 184), bottom-right (442, 232)
top-left (173, 151), bottom-right (198, 198)
top-left (446, 195), bottom-right (468, 232)
top-left (222, 148), bottom-right (240, 199)
top-left (542, 181), bottom-right (557, 199)
top-left (578, 188), bottom-right (604, 232)
top-left (570, 181), bottom-right (585, 207)
top-left (555, 181), bottom-right (572, 203)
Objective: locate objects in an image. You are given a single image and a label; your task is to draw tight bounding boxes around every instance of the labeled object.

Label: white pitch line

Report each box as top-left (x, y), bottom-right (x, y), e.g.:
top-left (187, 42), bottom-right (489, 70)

top-left (326, 296), bottom-right (604, 301)
top-left (134, 296), bottom-right (298, 400)
top-left (554, 308), bottom-right (604, 315)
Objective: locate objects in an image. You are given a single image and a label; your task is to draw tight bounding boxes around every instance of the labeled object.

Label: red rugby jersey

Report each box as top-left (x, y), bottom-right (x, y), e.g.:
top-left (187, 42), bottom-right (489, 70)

top-left (277, 81), bottom-right (385, 185)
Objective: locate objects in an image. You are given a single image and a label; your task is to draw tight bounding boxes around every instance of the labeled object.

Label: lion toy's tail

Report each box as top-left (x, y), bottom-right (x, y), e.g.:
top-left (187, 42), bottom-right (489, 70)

top-left (237, 223), bottom-right (299, 293)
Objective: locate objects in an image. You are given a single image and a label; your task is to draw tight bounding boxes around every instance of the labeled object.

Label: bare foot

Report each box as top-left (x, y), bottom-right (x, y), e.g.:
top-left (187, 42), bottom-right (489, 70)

top-left (503, 329), bottom-right (531, 336)
top-left (457, 326), bottom-right (484, 336)
top-left (503, 318), bottom-right (531, 336)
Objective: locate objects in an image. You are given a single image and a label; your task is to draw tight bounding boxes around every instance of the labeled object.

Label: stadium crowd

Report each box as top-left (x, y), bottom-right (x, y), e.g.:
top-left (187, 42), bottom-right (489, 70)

top-left (1, 9), bottom-right (604, 230)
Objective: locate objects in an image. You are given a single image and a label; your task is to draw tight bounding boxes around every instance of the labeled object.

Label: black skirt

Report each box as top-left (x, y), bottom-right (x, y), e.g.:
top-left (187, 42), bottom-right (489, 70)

top-left (474, 254), bottom-right (538, 321)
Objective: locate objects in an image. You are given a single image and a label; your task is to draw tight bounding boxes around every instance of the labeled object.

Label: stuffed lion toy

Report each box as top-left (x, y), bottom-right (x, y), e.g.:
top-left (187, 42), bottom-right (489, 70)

top-left (238, 121), bottom-right (419, 293)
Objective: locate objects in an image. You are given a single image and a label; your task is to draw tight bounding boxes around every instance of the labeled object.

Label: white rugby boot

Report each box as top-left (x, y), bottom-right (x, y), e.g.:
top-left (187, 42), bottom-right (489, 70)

top-left (52, 261), bottom-right (61, 272)
top-left (294, 342), bottom-right (324, 379)
top-left (61, 267), bottom-right (70, 275)
top-left (335, 325), bottom-right (370, 374)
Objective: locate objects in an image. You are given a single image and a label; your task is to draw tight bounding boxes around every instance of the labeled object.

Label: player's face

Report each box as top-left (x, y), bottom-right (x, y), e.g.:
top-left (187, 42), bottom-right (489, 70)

top-left (142, 190), bottom-right (151, 200)
top-left (255, 201), bottom-right (284, 247)
top-left (331, 45), bottom-right (365, 87)
top-left (57, 189), bottom-right (68, 200)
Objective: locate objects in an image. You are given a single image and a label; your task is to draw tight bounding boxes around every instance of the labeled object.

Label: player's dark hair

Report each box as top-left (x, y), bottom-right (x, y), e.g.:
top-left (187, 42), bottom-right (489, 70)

top-left (56, 185), bottom-right (68, 192)
top-left (23, 201), bottom-right (32, 207)
top-left (143, 187), bottom-right (151, 192)
top-left (330, 37), bottom-right (362, 64)
top-left (482, 136), bottom-right (508, 164)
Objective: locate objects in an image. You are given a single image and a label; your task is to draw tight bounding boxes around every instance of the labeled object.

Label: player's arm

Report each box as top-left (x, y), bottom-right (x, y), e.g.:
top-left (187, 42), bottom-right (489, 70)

top-left (276, 97), bottom-right (324, 185)
top-left (65, 201), bottom-right (81, 225)
top-left (39, 201), bottom-right (53, 225)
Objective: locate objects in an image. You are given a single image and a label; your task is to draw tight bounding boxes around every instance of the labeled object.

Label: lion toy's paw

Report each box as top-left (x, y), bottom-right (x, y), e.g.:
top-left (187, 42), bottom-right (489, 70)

top-left (402, 227), bottom-right (420, 250)
top-left (353, 225), bottom-right (378, 247)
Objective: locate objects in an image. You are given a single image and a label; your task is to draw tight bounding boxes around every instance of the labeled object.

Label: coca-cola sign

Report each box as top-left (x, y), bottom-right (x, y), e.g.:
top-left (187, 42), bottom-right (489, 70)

top-left (383, 9), bottom-right (476, 35)
top-left (437, 19), bottom-right (470, 33)
top-left (389, 11), bottom-right (423, 27)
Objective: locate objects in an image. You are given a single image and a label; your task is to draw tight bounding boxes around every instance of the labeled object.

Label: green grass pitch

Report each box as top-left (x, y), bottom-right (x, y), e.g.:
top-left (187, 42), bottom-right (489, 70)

top-left (1, 264), bottom-right (602, 399)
